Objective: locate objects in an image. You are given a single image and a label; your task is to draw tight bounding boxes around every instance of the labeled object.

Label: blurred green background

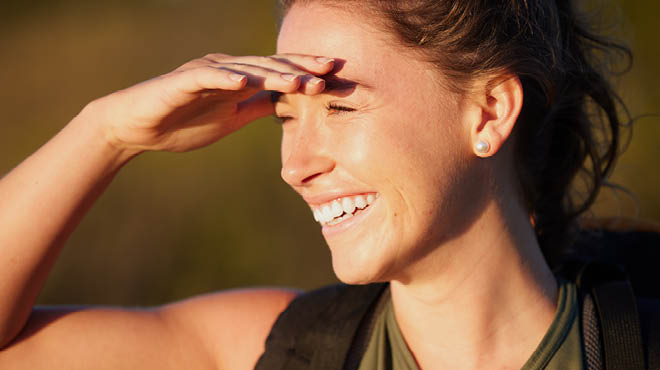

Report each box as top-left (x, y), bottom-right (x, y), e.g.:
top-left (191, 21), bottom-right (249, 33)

top-left (0, 0), bottom-right (658, 306)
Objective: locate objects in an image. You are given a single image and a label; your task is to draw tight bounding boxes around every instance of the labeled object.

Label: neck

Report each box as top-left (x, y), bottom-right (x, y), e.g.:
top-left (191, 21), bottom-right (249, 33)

top-left (389, 198), bottom-right (558, 370)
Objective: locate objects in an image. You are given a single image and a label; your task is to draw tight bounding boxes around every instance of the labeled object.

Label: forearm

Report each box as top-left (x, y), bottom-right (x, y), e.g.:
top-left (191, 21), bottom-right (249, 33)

top-left (0, 101), bottom-right (139, 347)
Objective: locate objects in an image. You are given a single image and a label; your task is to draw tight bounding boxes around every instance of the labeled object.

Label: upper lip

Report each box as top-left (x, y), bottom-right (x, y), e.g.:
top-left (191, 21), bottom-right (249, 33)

top-left (302, 190), bottom-right (378, 206)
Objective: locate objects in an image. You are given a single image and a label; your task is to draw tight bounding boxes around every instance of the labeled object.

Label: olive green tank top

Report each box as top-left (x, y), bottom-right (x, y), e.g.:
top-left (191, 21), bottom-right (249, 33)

top-left (357, 280), bottom-right (583, 369)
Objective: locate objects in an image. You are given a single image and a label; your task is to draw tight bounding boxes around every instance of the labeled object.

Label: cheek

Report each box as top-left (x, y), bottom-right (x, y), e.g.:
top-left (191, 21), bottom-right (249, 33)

top-left (357, 101), bottom-right (469, 221)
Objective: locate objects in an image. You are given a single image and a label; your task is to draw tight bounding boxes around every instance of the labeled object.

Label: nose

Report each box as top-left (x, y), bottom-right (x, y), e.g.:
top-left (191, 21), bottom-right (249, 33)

top-left (280, 126), bottom-right (335, 187)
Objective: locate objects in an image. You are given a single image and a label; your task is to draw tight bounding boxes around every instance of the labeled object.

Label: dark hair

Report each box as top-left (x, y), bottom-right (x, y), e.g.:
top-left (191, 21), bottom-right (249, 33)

top-left (278, 0), bottom-right (631, 265)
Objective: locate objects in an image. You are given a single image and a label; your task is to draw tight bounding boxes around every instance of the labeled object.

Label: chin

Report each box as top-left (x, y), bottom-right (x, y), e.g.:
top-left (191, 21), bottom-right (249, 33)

top-left (328, 242), bottom-right (394, 285)
top-left (332, 265), bottom-right (384, 285)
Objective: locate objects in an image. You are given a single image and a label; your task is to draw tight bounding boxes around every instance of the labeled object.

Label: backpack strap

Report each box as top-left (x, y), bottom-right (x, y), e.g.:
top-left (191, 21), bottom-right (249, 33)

top-left (581, 293), bottom-right (603, 370)
top-left (576, 261), bottom-right (646, 370)
top-left (254, 283), bottom-right (388, 370)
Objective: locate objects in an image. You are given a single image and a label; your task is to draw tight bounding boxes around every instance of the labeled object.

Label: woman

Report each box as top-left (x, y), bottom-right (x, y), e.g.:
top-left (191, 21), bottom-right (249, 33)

top-left (0, 0), bottom-right (636, 369)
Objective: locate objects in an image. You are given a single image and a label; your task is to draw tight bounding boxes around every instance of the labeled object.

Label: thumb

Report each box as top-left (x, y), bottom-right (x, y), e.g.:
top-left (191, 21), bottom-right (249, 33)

top-left (235, 91), bottom-right (276, 125)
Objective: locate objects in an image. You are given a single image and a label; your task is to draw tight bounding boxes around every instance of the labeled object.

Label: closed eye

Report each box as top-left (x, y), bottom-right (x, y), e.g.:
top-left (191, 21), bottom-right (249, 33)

top-left (273, 115), bottom-right (293, 125)
top-left (327, 103), bottom-right (356, 114)
top-left (274, 103), bottom-right (356, 124)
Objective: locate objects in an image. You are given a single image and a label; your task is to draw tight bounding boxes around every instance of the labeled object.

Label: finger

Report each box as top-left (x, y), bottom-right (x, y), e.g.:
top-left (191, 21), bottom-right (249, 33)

top-left (221, 63), bottom-right (327, 95)
top-left (260, 54), bottom-right (332, 94)
top-left (215, 64), bottom-right (304, 93)
top-left (298, 74), bottom-right (326, 95)
top-left (272, 53), bottom-right (336, 75)
top-left (181, 54), bottom-right (332, 94)
top-left (220, 54), bottom-right (335, 75)
top-left (167, 66), bottom-right (249, 94)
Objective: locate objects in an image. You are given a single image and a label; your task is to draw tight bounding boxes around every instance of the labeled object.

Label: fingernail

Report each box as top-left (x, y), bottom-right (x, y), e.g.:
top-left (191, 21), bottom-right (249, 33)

top-left (281, 73), bottom-right (298, 82)
top-left (316, 57), bottom-right (334, 64)
top-left (229, 73), bottom-right (246, 82)
top-left (309, 77), bottom-right (324, 85)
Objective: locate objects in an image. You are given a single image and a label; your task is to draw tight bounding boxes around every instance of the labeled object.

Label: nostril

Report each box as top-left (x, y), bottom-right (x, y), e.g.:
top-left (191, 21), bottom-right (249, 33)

top-left (301, 172), bottom-right (323, 184)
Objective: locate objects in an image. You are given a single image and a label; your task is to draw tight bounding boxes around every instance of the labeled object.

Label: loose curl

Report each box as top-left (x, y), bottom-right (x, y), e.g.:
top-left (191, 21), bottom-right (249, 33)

top-left (278, 0), bottom-right (631, 265)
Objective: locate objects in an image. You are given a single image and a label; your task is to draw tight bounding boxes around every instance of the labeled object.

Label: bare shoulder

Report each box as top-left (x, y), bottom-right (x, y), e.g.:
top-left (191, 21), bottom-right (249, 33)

top-left (159, 287), bottom-right (301, 370)
top-left (0, 288), bottom-right (299, 370)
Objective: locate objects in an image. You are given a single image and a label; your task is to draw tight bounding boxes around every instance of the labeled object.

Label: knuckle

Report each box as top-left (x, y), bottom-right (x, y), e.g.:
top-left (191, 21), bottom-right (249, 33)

top-left (194, 65), bottom-right (218, 77)
top-left (269, 69), bottom-right (286, 78)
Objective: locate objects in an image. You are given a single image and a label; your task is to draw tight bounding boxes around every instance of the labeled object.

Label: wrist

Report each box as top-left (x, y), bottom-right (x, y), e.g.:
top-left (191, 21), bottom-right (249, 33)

top-left (69, 100), bottom-right (144, 169)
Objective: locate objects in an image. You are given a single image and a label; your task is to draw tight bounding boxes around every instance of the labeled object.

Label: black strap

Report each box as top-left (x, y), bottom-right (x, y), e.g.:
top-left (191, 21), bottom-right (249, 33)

top-left (582, 293), bottom-right (604, 370)
top-left (254, 283), bottom-right (387, 370)
top-left (593, 281), bottom-right (646, 369)
top-left (578, 262), bottom-right (646, 370)
top-left (300, 284), bottom-right (386, 369)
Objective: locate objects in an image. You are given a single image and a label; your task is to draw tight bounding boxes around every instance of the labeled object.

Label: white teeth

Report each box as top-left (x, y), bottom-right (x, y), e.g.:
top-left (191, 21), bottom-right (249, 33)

top-left (354, 195), bottom-right (367, 209)
top-left (327, 211), bottom-right (354, 226)
top-left (342, 197), bottom-right (356, 214)
top-left (311, 193), bottom-right (378, 226)
top-left (322, 205), bottom-right (333, 221)
top-left (331, 200), bottom-right (343, 218)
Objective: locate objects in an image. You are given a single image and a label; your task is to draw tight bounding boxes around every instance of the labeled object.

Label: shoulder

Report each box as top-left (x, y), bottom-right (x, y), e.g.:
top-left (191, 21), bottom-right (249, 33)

top-left (159, 287), bottom-right (300, 370)
top-left (160, 287), bottom-right (300, 330)
top-left (0, 288), bottom-right (300, 370)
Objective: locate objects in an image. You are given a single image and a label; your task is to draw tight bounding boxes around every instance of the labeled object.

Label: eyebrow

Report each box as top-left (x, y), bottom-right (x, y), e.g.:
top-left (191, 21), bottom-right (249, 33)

top-left (271, 76), bottom-right (373, 104)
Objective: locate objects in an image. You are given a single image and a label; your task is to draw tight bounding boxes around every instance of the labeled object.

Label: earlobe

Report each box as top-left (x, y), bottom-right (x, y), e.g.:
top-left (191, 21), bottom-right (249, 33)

top-left (471, 76), bottom-right (523, 158)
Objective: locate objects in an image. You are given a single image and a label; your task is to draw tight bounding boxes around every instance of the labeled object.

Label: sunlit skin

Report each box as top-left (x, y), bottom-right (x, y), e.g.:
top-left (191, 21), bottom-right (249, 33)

top-left (0, 2), bottom-right (559, 370)
top-left (276, 5), bottom-right (472, 285)
top-left (277, 4), bottom-right (559, 369)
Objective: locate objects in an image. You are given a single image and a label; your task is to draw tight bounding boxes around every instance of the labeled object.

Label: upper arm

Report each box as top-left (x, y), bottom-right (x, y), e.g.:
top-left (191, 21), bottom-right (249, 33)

top-left (160, 288), bottom-right (300, 370)
top-left (0, 288), bottom-right (299, 370)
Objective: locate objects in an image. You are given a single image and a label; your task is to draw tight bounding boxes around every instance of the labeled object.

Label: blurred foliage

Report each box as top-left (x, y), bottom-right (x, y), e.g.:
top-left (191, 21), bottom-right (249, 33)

top-left (0, 0), bottom-right (658, 306)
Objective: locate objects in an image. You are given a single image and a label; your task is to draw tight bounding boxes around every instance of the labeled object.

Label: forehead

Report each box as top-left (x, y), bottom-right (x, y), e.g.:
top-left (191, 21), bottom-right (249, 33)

top-left (276, 3), bottom-right (453, 106)
top-left (277, 4), bottom-right (393, 81)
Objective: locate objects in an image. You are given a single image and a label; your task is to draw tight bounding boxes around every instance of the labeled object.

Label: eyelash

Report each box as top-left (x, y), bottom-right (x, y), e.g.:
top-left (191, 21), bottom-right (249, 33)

top-left (274, 116), bottom-right (291, 125)
top-left (326, 103), bottom-right (356, 114)
top-left (274, 103), bottom-right (356, 125)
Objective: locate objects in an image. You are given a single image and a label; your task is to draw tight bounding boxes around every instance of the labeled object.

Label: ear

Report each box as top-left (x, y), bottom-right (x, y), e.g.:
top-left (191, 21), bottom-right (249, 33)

top-left (470, 76), bottom-right (523, 158)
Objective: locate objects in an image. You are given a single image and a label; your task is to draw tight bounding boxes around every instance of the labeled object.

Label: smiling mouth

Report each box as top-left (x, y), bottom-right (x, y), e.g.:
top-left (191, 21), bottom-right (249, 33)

top-left (311, 193), bottom-right (378, 226)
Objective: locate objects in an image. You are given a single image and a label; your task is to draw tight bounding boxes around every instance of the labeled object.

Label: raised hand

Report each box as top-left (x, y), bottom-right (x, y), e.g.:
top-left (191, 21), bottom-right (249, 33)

top-left (89, 53), bottom-right (335, 154)
top-left (0, 52), bottom-right (335, 356)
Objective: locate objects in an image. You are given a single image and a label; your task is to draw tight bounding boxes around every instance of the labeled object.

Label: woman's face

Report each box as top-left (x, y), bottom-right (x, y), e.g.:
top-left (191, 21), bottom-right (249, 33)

top-left (276, 3), bottom-right (483, 284)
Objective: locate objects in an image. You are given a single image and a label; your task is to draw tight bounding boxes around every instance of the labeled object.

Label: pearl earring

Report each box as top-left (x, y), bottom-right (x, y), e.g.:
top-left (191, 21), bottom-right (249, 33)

top-left (475, 140), bottom-right (490, 154)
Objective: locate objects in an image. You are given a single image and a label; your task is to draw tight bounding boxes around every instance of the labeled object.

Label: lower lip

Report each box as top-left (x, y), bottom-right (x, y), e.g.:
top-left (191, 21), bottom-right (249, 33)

top-left (321, 198), bottom-right (378, 238)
